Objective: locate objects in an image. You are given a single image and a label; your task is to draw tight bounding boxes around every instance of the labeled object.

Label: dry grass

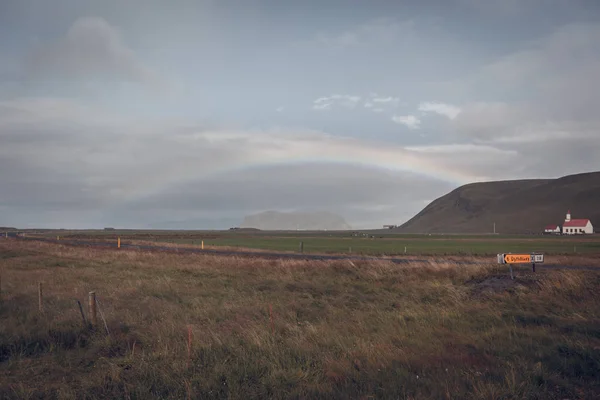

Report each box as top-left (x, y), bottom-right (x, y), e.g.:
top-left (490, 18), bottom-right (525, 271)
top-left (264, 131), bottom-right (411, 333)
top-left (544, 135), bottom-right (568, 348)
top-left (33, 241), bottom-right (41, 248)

top-left (1, 239), bottom-right (599, 399)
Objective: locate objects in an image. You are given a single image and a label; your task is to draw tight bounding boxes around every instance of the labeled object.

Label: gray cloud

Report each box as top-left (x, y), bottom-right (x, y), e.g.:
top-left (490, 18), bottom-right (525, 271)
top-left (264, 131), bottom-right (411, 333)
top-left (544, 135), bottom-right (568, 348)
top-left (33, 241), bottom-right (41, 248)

top-left (0, 97), bottom-right (513, 228)
top-left (24, 17), bottom-right (159, 85)
top-left (313, 17), bottom-right (413, 48)
top-left (434, 22), bottom-right (600, 166)
top-left (2, 4), bottom-right (600, 230)
top-left (3, 93), bottom-right (595, 229)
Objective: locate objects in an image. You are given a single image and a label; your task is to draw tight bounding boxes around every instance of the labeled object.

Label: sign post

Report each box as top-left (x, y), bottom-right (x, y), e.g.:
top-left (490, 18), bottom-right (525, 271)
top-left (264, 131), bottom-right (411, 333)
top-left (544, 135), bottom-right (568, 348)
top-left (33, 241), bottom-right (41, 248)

top-left (497, 253), bottom-right (544, 279)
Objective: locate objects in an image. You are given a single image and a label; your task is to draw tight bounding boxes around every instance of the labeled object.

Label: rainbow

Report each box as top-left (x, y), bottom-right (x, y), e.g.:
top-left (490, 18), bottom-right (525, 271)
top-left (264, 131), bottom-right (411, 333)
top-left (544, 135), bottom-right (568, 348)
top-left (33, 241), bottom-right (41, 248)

top-left (111, 132), bottom-right (493, 202)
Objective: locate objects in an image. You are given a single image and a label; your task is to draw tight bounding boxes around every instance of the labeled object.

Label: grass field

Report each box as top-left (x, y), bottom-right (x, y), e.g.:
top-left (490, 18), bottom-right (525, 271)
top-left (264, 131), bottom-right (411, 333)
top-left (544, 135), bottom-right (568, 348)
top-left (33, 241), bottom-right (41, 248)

top-left (38, 229), bottom-right (600, 256)
top-left (1, 239), bottom-right (600, 399)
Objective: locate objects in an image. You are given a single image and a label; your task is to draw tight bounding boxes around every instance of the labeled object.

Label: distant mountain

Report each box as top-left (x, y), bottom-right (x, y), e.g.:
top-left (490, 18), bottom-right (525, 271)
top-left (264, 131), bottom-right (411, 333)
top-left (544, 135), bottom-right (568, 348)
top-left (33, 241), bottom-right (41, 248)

top-left (241, 211), bottom-right (351, 231)
top-left (396, 171), bottom-right (600, 234)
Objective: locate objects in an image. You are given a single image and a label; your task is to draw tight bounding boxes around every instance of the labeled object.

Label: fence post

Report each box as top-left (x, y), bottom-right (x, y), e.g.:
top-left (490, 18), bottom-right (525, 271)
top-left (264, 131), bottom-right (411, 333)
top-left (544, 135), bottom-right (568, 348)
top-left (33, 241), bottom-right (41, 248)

top-left (299, 241), bottom-right (304, 253)
top-left (38, 282), bottom-right (43, 312)
top-left (187, 325), bottom-right (193, 368)
top-left (89, 291), bottom-right (97, 327)
top-left (76, 300), bottom-right (87, 327)
top-left (118, 237), bottom-right (121, 249)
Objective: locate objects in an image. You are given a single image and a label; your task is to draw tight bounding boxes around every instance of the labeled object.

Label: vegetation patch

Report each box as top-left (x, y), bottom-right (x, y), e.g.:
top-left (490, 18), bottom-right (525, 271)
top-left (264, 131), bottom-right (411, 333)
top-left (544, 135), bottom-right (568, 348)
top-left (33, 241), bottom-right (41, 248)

top-left (1, 240), bottom-right (600, 399)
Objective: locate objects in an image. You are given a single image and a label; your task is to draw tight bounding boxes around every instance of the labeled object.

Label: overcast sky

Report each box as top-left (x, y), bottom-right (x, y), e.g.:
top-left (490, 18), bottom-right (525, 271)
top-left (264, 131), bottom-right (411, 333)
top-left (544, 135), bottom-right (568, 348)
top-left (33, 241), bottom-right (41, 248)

top-left (1, 0), bottom-right (600, 229)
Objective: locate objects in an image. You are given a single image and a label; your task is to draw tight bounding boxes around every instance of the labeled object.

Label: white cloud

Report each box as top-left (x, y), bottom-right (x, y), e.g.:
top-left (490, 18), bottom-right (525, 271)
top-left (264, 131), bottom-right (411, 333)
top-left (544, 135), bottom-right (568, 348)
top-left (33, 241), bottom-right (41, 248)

top-left (363, 94), bottom-right (401, 114)
top-left (313, 94), bottom-right (361, 111)
top-left (418, 102), bottom-right (462, 119)
top-left (405, 143), bottom-right (516, 155)
top-left (392, 115), bottom-right (421, 129)
top-left (372, 96), bottom-right (400, 105)
top-left (312, 101), bottom-right (332, 111)
top-left (276, 106), bottom-right (284, 113)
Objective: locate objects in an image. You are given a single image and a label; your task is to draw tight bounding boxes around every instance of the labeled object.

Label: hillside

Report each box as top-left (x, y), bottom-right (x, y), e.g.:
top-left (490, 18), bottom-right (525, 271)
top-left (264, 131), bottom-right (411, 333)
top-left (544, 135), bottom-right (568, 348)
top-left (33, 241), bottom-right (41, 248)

top-left (240, 211), bottom-right (351, 231)
top-left (397, 171), bottom-right (600, 234)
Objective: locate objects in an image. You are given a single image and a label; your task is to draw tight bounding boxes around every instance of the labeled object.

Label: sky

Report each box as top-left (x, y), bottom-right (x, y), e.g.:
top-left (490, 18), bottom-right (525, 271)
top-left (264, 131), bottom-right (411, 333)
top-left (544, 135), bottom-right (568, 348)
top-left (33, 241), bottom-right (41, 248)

top-left (1, 0), bottom-right (600, 229)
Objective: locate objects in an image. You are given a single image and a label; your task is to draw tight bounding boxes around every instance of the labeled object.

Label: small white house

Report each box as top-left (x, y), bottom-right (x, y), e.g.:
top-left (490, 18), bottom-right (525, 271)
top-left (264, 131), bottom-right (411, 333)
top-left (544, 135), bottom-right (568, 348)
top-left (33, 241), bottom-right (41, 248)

top-left (544, 224), bottom-right (561, 234)
top-left (562, 210), bottom-right (594, 235)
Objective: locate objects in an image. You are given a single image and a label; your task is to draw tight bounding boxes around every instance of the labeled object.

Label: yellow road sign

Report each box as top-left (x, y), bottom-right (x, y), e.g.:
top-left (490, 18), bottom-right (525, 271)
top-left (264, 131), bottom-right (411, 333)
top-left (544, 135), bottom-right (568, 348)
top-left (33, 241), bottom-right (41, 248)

top-left (504, 254), bottom-right (532, 264)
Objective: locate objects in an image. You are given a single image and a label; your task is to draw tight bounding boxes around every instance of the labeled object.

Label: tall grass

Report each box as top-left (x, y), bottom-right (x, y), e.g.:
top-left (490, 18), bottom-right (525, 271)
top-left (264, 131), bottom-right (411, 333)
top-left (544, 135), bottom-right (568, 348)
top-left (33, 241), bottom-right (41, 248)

top-left (1, 239), bottom-right (599, 399)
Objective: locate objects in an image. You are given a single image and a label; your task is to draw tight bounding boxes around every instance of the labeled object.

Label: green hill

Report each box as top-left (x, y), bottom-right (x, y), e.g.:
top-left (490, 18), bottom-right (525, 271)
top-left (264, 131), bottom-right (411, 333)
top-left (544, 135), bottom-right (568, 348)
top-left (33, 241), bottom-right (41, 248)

top-left (397, 171), bottom-right (600, 234)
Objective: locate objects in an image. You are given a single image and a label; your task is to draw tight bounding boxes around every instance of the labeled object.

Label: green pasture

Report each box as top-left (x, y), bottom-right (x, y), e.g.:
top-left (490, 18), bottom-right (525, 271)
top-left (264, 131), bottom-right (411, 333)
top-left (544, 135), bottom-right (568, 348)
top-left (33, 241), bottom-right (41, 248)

top-left (34, 229), bottom-right (600, 256)
top-left (157, 235), bottom-right (600, 256)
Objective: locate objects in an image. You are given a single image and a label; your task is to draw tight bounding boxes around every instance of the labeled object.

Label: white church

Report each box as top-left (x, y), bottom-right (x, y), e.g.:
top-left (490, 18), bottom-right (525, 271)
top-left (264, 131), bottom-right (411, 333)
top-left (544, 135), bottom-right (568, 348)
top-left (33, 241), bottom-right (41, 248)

top-left (561, 210), bottom-right (594, 235)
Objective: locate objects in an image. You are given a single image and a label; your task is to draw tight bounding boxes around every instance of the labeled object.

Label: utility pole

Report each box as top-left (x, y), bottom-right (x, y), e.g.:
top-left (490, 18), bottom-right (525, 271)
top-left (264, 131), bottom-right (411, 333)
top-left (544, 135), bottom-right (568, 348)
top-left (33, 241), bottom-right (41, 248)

top-left (493, 222), bottom-right (496, 234)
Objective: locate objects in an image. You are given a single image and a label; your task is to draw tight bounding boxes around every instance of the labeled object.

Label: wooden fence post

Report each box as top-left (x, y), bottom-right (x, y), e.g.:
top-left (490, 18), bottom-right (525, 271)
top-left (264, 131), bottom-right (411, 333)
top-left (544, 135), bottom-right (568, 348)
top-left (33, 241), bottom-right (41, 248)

top-left (38, 282), bottom-right (43, 312)
top-left (89, 291), bottom-right (97, 327)
top-left (76, 300), bottom-right (87, 327)
top-left (187, 325), bottom-right (193, 368)
top-left (299, 242), bottom-right (304, 253)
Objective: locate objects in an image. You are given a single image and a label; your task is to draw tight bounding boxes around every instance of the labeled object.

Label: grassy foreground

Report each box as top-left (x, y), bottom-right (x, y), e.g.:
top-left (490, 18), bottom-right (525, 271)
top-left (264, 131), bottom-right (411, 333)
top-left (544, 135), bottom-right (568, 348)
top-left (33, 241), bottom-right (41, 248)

top-left (1, 240), bottom-right (600, 399)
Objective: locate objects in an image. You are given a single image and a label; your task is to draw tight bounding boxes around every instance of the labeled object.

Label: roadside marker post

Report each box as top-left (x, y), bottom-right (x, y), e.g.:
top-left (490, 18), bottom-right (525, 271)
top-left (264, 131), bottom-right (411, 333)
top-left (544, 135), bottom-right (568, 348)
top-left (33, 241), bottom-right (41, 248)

top-left (38, 282), bottom-right (43, 313)
top-left (117, 237), bottom-right (121, 249)
top-left (89, 291), bottom-right (97, 327)
top-left (498, 253), bottom-right (544, 279)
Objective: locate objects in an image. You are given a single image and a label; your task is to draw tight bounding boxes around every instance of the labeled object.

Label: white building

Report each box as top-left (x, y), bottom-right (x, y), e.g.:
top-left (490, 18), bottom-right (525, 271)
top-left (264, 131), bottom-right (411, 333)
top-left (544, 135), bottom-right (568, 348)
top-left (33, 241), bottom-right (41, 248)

top-left (544, 224), bottom-right (561, 234)
top-left (562, 210), bottom-right (594, 235)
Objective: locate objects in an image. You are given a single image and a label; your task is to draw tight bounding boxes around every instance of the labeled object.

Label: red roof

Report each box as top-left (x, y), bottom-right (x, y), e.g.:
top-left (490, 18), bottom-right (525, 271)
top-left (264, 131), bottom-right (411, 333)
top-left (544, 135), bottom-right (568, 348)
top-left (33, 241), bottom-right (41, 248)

top-left (545, 225), bottom-right (559, 230)
top-left (563, 219), bottom-right (590, 228)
